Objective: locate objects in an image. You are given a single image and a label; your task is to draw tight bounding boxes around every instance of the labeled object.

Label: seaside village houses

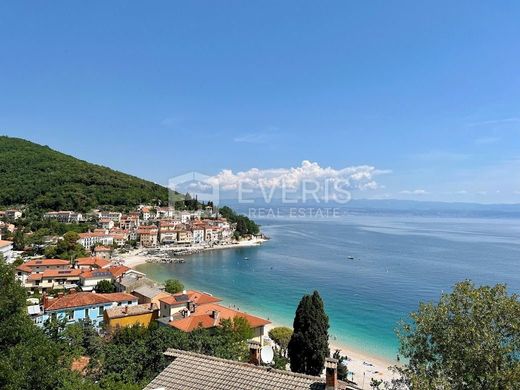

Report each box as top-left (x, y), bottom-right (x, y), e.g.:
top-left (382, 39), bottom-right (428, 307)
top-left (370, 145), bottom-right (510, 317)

top-left (13, 204), bottom-right (275, 349)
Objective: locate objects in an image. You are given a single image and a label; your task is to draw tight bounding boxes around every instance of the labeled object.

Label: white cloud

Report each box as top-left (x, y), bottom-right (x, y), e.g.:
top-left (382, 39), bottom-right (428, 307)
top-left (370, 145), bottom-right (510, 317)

top-left (206, 161), bottom-right (389, 193)
top-left (399, 189), bottom-right (429, 195)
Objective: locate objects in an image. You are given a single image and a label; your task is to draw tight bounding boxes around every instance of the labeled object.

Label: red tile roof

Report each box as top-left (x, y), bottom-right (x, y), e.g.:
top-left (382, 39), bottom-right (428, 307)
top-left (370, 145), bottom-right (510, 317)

top-left (20, 258), bottom-right (70, 267)
top-left (44, 292), bottom-right (137, 311)
top-left (75, 257), bottom-right (110, 268)
top-left (168, 303), bottom-right (270, 332)
top-left (159, 290), bottom-right (222, 306)
top-left (0, 240), bottom-right (13, 248)
top-left (94, 246), bottom-right (112, 252)
top-left (27, 269), bottom-right (82, 281)
top-left (107, 265), bottom-right (130, 278)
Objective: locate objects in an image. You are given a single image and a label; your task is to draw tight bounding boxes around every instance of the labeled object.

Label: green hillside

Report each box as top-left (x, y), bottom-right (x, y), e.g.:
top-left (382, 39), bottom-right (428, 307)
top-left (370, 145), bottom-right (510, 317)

top-left (0, 136), bottom-right (170, 212)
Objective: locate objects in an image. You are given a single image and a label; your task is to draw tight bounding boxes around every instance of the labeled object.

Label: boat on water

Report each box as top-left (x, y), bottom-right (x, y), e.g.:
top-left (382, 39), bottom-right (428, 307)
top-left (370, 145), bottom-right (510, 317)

top-left (243, 257), bottom-right (249, 260)
top-left (347, 256), bottom-right (354, 260)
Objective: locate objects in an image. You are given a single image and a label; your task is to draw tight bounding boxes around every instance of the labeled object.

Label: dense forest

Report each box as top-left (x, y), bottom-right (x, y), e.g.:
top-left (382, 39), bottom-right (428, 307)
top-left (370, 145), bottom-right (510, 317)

top-left (0, 136), bottom-right (171, 212)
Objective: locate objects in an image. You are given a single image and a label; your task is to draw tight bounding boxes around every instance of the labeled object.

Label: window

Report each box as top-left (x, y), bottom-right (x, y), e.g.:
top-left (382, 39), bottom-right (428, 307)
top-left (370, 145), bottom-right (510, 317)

top-left (98, 306), bottom-right (103, 317)
top-left (127, 301), bottom-right (132, 305)
top-left (67, 310), bottom-right (74, 320)
top-left (84, 308), bottom-right (89, 317)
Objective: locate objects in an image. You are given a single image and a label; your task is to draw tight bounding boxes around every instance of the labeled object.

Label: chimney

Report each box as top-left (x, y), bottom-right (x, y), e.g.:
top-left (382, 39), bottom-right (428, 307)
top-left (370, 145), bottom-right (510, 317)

top-left (211, 310), bottom-right (220, 326)
top-left (325, 358), bottom-right (338, 390)
top-left (247, 340), bottom-right (261, 365)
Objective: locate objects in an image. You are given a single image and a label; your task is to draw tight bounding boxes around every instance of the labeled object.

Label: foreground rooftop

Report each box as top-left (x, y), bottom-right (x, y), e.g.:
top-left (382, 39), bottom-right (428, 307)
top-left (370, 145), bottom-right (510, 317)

top-left (144, 349), bottom-right (355, 390)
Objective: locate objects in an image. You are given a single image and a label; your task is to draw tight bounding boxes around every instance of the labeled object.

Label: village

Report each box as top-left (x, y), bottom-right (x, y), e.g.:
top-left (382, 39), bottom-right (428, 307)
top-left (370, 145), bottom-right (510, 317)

top-left (0, 204), bottom-right (271, 341)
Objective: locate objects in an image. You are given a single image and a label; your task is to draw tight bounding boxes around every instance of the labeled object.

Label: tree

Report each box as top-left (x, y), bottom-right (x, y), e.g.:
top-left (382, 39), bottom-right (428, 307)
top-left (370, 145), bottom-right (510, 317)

top-left (0, 255), bottom-right (67, 389)
top-left (333, 349), bottom-right (349, 381)
top-left (288, 291), bottom-right (329, 376)
top-left (370, 378), bottom-right (383, 389)
top-left (268, 326), bottom-right (293, 356)
top-left (94, 280), bottom-right (116, 293)
top-left (393, 281), bottom-right (520, 390)
top-left (51, 231), bottom-right (86, 260)
top-left (164, 279), bottom-right (184, 294)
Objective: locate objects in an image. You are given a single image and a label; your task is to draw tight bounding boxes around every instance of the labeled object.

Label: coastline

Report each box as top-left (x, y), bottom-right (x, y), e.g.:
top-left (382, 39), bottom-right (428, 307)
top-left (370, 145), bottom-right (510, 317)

top-left (119, 237), bottom-right (267, 268)
top-left (120, 239), bottom-right (399, 388)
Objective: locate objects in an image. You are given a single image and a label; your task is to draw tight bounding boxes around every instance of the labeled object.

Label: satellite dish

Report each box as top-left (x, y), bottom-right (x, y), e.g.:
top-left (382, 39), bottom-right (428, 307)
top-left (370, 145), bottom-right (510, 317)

top-left (260, 346), bottom-right (274, 364)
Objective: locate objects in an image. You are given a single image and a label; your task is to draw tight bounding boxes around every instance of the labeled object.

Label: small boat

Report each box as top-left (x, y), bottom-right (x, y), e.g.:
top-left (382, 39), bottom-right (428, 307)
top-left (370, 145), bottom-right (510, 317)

top-left (347, 256), bottom-right (354, 260)
top-left (243, 257), bottom-right (249, 260)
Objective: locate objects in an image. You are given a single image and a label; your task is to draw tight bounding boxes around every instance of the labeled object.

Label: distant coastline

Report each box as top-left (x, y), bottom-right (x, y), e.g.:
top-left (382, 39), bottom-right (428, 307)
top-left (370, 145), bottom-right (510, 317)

top-left (120, 236), bottom-right (267, 268)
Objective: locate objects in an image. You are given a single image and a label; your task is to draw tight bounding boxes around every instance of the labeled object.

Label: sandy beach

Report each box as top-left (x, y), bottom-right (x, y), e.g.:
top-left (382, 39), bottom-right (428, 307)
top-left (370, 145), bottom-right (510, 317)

top-left (118, 237), bottom-right (267, 268)
top-left (118, 238), bottom-right (399, 388)
top-left (264, 322), bottom-right (398, 388)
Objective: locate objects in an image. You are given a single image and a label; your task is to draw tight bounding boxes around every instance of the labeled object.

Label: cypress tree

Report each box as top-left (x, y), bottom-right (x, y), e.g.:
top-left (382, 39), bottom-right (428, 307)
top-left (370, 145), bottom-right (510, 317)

top-left (288, 290), bottom-right (330, 375)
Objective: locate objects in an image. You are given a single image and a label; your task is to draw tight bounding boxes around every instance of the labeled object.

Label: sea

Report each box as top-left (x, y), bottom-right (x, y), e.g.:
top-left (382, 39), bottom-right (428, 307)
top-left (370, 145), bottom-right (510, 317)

top-left (136, 206), bottom-right (520, 361)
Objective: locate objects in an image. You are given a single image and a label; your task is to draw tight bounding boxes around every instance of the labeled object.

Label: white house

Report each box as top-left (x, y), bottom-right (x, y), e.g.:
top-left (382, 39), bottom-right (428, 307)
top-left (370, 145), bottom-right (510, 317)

top-left (0, 240), bottom-right (14, 263)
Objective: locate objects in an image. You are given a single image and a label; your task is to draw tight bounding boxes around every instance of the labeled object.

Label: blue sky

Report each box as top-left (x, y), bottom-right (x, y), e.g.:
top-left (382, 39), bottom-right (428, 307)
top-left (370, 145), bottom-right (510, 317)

top-left (1, 1), bottom-right (519, 203)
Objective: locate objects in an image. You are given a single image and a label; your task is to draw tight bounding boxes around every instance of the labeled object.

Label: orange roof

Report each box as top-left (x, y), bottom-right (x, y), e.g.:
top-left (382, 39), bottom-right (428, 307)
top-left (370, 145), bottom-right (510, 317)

top-left (80, 269), bottom-right (114, 279)
top-left (75, 257), bottom-right (110, 268)
top-left (20, 258), bottom-right (70, 267)
top-left (0, 240), bottom-right (13, 248)
top-left (44, 292), bottom-right (137, 311)
top-left (28, 269), bottom-right (82, 281)
top-left (108, 265), bottom-right (130, 278)
top-left (16, 264), bottom-right (32, 273)
top-left (168, 303), bottom-right (270, 332)
top-left (159, 290), bottom-right (222, 306)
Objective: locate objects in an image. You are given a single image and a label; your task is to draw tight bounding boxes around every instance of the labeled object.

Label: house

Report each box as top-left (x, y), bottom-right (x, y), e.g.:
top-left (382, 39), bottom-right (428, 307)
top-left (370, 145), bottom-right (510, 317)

top-left (99, 218), bottom-right (114, 230)
top-left (80, 269), bottom-right (114, 291)
top-left (141, 206), bottom-right (155, 221)
top-left (43, 211), bottom-right (83, 223)
top-left (1, 209), bottom-right (23, 220)
top-left (104, 302), bottom-right (159, 329)
top-left (157, 207), bottom-right (176, 219)
top-left (114, 269), bottom-right (157, 293)
top-left (158, 290), bottom-right (221, 319)
top-left (162, 302), bottom-right (270, 340)
top-left (157, 289), bottom-right (269, 341)
top-left (0, 239), bottom-right (14, 263)
top-left (97, 211), bottom-right (122, 223)
top-left (94, 245), bottom-right (113, 259)
top-left (24, 269), bottom-right (82, 292)
top-left (41, 291), bottom-right (138, 329)
top-left (176, 229), bottom-right (193, 245)
top-left (144, 348), bottom-right (354, 390)
top-left (75, 257), bottom-right (111, 270)
top-left (16, 258), bottom-right (70, 284)
top-left (132, 285), bottom-right (171, 306)
top-left (192, 226), bottom-right (205, 244)
top-left (77, 231), bottom-right (114, 248)
top-left (138, 226), bottom-right (158, 247)
top-left (28, 304), bottom-right (44, 326)
top-left (107, 265), bottom-right (131, 279)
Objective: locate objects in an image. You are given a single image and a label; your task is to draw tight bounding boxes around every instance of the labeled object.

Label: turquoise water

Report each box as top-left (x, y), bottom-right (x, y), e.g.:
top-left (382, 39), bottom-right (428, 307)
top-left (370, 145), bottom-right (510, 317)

top-left (136, 211), bottom-right (520, 361)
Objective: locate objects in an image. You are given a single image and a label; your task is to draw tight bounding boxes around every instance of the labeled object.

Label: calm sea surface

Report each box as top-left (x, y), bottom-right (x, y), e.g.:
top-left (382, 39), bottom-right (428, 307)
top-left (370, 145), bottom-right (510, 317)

top-left (136, 210), bottom-right (520, 360)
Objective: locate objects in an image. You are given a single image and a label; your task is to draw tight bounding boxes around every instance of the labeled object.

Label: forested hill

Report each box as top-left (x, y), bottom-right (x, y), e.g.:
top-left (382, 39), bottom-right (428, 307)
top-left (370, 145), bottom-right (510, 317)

top-left (0, 136), bottom-right (169, 212)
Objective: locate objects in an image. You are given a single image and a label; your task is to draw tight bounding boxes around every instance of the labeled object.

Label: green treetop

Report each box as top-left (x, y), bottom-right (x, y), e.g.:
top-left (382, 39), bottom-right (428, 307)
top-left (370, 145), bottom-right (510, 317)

top-left (288, 290), bottom-right (329, 376)
top-left (391, 280), bottom-right (520, 390)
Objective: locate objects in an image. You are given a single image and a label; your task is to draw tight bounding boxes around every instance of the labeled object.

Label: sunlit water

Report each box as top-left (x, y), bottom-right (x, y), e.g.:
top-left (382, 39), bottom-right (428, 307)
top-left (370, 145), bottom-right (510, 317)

top-left (136, 210), bottom-right (520, 360)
